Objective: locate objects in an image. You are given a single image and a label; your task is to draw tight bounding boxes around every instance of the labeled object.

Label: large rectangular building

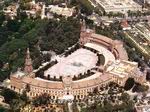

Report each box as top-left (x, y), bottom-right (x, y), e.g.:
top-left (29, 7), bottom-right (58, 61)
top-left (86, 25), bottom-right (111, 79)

top-left (94, 0), bottom-right (142, 13)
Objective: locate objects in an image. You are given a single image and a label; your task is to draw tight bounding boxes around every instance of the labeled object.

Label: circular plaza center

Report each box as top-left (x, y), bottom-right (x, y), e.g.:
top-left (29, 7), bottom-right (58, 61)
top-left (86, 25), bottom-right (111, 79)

top-left (44, 48), bottom-right (98, 78)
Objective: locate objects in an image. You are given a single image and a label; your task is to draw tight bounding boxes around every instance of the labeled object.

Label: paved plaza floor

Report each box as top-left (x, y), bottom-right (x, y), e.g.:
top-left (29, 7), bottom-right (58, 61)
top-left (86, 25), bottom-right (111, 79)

top-left (44, 48), bottom-right (98, 78)
top-left (85, 43), bottom-right (115, 65)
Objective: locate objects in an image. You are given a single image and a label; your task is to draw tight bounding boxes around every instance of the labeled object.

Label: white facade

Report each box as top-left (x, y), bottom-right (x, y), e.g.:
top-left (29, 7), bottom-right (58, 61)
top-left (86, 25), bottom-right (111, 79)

top-left (95, 0), bottom-right (142, 13)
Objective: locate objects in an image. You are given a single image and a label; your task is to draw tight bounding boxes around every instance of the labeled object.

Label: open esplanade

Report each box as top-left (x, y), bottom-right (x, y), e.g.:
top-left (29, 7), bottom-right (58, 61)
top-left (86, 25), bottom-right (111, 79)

top-left (9, 23), bottom-right (146, 101)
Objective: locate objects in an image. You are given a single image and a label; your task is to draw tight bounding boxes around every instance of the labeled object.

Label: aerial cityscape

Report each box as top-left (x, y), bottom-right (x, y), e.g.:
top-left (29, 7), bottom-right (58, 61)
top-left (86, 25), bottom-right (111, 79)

top-left (0, 0), bottom-right (150, 112)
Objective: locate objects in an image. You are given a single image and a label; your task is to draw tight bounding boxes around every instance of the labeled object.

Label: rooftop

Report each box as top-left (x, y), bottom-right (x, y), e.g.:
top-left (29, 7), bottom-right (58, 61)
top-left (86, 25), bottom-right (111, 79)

top-left (12, 70), bottom-right (25, 78)
top-left (47, 5), bottom-right (74, 17)
top-left (94, 0), bottom-right (141, 13)
top-left (135, 23), bottom-right (150, 42)
top-left (106, 60), bottom-right (138, 78)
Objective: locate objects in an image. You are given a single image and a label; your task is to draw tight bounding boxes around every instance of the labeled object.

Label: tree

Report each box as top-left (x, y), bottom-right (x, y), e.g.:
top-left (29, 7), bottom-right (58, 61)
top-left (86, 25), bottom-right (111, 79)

top-left (0, 12), bottom-right (5, 26)
top-left (72, 102), bottom-right (79, 112)
top-left (93, 87), bottom-right (98, 94)
top-left (63, 102), bottom-right (69, 112)
top-left (6, 19), bottom-right (22, 32)
top-left (124, 78), bottom-right (135, 91)
top-left (132, 83), bottom-right (149, 93)
top-left (121, 92), bottom-right (130, 102)
top-left (146, 70), bottom-right (150, 80)
top-left (0, 88), bottom-right (19, 104)
top-left (0, 39), bottom-right (28, 55)
top-left (78, 0), bottom-right (94, 15)
top-left (0, 17), bottom-right (80, 82)
top-left (25, 84), bottom-right (30, 92)
top-left (3, 0), bottom-right (14, 6)
top-left (33, 93), bottom-right (51, 107)
top-left (99, 54), bottom-right (105, 65)
top-left (10, 99), bottom-right (23, 112)
top-left (33, 57), bottom-right (42, 69)
top-left (43, 53), bottom-right (51, 62)
top-left (103, 102), bottom-right (113, 112)
top-left (107, 11), bottom-right (114, 18)
top-left (108, 88), bottom-right (114, 94)
top-left (0, 60), bottom-right (3, 69)
top-left (19, 19), bottom-right (35, 34)
top-left (20, 91), bottom-right (29, 103)
top-left (0, 106), bottom-right (9, 112)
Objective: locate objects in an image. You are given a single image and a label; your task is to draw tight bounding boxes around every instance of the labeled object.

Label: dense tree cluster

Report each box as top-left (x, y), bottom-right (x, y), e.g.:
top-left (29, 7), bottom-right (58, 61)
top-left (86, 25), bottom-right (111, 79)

top-left (0, 88), bottom-right (29, 111)
top-left (81, 92), bottom-right (134, 112)
top-left (42, 17), bottom-right (80, 54)
top-left (96, 54), bottom-right (105, 66)
top-left (77, 0), bottom-right (94, 15)
top-left (73, 70), bottom-right (95, 81)
top-left (63, 43), bottom-right (80, 57)
top-left (32, 93), bottom-right (52, 107)
top-left (146, 70), bottom-right (150, 80)
top-left (107, 12), bottom-right (125, 18)
top-left (124, 78), bottom-right (135, 91)
top-left (0, 16), bottom-right (80, 81)
top-left (132, 83), bottom-right (149, 93)
top-left (124, 78), bottom-right (149, 93)
top-left (95, 22), bottom-right (122, 40)
top-left (127, 10), bottom-right (150, 17)
top-left (34, 0), bottom-right (65, 5)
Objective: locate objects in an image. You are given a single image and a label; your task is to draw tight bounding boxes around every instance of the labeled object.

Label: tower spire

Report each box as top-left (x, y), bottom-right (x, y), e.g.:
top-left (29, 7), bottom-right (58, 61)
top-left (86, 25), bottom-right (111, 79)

top-left (80, 19), bottom-right (86, 32)
top-left (24, 48), bottom-right (33, 74)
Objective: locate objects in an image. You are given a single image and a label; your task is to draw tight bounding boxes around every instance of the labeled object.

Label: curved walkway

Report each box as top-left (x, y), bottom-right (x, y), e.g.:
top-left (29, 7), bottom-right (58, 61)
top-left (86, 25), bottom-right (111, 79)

top-left (85, 43), bottom-right (116, 65)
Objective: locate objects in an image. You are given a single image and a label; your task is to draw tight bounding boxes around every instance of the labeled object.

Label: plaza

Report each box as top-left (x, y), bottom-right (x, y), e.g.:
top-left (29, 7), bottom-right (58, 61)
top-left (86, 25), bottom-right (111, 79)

top-left (44, 48), bottom-right (98, 78)
top-left (9, 24), bottom-right (146, 101)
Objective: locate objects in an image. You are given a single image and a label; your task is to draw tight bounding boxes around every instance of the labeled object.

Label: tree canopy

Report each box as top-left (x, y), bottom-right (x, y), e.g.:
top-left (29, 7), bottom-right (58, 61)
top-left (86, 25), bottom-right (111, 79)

top-left (124, 78), bottom-right (135, 91)
top-left (0, 16), bottom-right (80, 81)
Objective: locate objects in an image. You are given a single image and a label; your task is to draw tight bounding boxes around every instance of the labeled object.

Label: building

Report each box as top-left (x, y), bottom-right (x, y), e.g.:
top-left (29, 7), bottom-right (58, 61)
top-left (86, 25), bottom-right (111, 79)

top-left (135, 104), bottom-right (150, 112)
top-left (45, 5), bottom-right (74, 18)
top-left (135, 23), bottom-right (150, 43)
top-left (24, 1), bottom-right (42, 18)
top-left (9, 23), bottom-right (146, 101)
top-left (3, 3), bottom-right (19, 19)
top-left (121, 19), bottom-right (131, 30)
top-left (135, 0), bottom-right (150, 5)
top-left (93, 0), bottom-right (142, 13)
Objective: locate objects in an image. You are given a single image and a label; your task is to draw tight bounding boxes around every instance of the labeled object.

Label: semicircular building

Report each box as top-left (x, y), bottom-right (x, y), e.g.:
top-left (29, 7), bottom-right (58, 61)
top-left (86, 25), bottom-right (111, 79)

top-left (10, 25), bottom-right (146, 101)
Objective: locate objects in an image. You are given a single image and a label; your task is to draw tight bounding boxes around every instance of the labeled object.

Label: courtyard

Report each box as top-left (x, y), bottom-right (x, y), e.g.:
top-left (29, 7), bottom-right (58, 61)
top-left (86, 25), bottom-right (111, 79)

top-left (44, 48), bottom-right (98, 78)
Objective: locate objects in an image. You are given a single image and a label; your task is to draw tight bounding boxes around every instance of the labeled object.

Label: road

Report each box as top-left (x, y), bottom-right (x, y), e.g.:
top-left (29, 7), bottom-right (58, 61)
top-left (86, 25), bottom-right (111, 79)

top-left (99, 15), bottom-right (150, 22)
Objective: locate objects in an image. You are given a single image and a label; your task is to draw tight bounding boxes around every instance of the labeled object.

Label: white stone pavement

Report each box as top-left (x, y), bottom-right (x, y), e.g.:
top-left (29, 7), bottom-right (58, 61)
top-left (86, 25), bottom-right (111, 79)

top-left (85, 43), bottom-right (116, 65)
top-left (44, 48), bottom-right (98, 78)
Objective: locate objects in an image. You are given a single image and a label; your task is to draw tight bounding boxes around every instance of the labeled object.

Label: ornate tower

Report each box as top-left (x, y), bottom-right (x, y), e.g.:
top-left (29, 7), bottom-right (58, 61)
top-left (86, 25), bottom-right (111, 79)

top-left (79, 20), bottom-right (86, 45)
top-left (80, 19), bottom-right (86, 32)
top-left (62, 76), bottom-right (73, 95)
top-left (79, 20), bottom-right (92, 45)
top-left (24, 48), bottom-right (33, 74)
top-left (110, 40), bottom-right (115, 53)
